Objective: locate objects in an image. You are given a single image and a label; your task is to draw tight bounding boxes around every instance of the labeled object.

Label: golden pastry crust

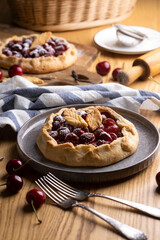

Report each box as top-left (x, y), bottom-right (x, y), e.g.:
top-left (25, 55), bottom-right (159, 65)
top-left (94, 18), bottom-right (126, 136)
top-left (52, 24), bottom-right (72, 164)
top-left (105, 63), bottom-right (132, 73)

top-left (37, 106), bottom-right (139, 167)
top-left (0, 33), bottom-right (77, 74)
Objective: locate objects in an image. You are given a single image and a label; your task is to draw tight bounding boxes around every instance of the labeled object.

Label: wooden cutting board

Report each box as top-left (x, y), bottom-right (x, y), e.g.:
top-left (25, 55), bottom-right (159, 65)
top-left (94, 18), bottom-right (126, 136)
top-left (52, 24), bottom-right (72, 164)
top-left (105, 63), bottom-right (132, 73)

top-left (0, 24), bottom-right (102, 85)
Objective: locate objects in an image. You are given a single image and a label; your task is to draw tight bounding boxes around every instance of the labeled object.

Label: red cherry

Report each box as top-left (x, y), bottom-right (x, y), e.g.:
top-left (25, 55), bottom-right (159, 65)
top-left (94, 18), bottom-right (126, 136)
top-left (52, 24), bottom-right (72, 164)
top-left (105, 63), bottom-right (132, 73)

top-left (26, 189), bottom-right (46, 208)
top-left (73, 128), bottom-right (85, 137)
top-left (54, 115), bottom-right (65, 124)
top-left (49, 130), bottom-right (58, 140)
top-left (58, 127), bottom-right (70, 141)
top-left (0, 70), bottom-right (3, 80)
top-left (94, 128), bottom-right (104, 139)
top-left (97, 139), bottom-right (110, 146)
top-left (103, 118), bottom-right (116, 128)
top-left (112, 68), bottom-right (122, 81)
top-left (101, 114), bottom-right (107, 122)
top-left (64, 123), bottom-right (74, 132)
top-left (29, 51), bottom-right (40, 58)
top-left (80, 112), bottom-right (88, 120)
top-left (26, 189), bottom-right (46, 223)
top-left (98, 132), bottom-right (112, 143)
top-left (102, 112), bottom-right (111, 118)
top-left (65, 132), bottom-right (79, 145)
top-left (8, 64), bottom-right (23, 77)
top-left (110, 132), bottom-right (117, 141)
top-left (55, 44), bottom-right (67, 56)
top-left (6, 158), bottom-right (23, 175)
top-left (80, 132), bottom-right (95, 144)
top-left (156, 172), bottom-right (160, 187)
top-left (12, 43), bottom-right (22, 52)
top-left (6, 158), bottom-right (31, 175)
top-left (6, 174), bottom-right (23, 193)
top-left (105, 124), bottom-right (119, 134)
top-left (2, 48), bottom-right (12, 56)
top-left (81, 126), bottom-right (89, 132)
top-left (52, 120), bottom-right (61, 130)
top-left (96, 61), bottom-right (110, 76)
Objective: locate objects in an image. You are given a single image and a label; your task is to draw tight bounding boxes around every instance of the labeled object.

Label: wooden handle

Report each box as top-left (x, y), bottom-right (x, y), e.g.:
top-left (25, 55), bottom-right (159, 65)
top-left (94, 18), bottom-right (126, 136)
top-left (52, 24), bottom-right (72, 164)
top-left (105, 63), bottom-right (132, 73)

top-left (117, 65), bottom-right (144, 85)
top-left (117, 48), bottom-right (160, 85)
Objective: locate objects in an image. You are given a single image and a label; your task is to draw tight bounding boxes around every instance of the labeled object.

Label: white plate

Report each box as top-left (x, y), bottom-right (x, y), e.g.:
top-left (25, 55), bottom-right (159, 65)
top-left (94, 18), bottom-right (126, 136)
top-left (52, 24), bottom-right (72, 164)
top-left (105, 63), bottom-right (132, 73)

top-left (94, 26), bottom-right (160, 55)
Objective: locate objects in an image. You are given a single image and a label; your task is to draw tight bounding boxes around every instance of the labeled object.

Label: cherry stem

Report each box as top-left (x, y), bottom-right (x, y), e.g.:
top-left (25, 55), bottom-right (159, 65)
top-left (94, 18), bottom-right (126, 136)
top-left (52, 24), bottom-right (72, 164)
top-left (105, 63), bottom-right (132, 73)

top-left (149, 76), bottom-right (160, 85)
top-left (97, 51), bottom-right (101, 63)
top-left (13, 159), bottom-right (31, 172)
top-left (31, 200), bottom-right (42, 224)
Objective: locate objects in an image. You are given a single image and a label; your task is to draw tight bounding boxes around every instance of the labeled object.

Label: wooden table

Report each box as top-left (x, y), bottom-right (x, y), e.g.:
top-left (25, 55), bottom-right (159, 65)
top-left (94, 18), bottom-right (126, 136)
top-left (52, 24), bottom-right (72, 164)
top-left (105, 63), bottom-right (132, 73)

top-left (0, 0), bottom-right (160, 239)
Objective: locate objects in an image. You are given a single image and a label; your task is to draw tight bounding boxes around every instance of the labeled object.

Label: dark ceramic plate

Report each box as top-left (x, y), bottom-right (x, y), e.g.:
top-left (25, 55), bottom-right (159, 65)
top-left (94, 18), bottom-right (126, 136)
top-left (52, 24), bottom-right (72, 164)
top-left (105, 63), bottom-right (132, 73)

top-left (17, 105), bottom-right (160, 183)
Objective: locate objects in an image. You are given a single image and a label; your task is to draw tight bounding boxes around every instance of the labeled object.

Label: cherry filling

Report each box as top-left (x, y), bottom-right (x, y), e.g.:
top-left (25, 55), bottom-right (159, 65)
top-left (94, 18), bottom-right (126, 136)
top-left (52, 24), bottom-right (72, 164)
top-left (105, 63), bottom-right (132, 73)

top-left (2, 36), bottom-right (69, 59)
top-left (49, 110), bottom-right (123, 147)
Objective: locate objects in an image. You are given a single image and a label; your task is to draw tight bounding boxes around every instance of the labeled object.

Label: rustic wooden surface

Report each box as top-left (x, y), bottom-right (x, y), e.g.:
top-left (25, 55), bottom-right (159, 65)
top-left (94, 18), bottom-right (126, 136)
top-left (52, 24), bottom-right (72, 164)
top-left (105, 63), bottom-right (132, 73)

top-left (0, 0), bottom-right (160, 240)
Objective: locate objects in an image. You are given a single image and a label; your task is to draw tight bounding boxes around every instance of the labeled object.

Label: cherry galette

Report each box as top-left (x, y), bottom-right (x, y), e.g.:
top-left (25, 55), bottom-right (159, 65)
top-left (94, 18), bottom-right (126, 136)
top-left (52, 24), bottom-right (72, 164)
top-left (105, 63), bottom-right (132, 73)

top-left (37, 106), bottom-right (139, 167)
top-left (0, 32), bottom-right (77, 73)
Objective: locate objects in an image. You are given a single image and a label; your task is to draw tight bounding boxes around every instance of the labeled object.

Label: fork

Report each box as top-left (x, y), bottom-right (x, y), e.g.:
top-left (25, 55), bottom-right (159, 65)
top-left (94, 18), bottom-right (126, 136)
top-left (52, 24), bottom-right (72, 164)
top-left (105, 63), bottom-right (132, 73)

top-left (36, 177), bottom-right (147, 240)
top-left (44, 172), bottom-right (160, 219)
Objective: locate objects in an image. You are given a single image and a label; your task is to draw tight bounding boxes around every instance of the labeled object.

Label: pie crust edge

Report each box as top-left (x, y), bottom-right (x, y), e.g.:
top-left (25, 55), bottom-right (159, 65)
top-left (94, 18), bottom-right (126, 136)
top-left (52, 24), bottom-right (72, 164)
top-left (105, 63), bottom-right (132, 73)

top-left (0, 34), bottom-right (77, 73)
top-left (36, 106), bottom-right (139, 167)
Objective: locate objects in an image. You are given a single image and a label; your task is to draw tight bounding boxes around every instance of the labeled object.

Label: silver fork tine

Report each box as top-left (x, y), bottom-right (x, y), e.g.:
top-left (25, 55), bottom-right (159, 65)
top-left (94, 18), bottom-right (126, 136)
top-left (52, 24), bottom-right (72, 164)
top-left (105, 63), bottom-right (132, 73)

top-left (45, 175), bottom-right (77, 198)
top-left (35, 177), bottom-right (147, 240)
top-left (36, 178), bottom-right (76, 209)
top-left (36, 178), bottom-right (67, 204)
top-left (47, 172), bottom-right (78, 194)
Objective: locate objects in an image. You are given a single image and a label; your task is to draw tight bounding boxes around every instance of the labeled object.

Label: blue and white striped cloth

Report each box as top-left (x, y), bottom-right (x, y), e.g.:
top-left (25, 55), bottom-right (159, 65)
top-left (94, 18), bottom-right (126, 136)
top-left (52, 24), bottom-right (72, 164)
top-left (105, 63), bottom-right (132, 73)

top-left (0, 76), bottom-right (160, 132)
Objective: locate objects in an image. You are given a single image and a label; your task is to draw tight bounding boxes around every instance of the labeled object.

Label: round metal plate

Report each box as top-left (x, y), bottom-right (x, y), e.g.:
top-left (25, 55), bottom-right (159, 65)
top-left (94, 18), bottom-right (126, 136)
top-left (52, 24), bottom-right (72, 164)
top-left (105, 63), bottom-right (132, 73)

top-left (17, 105), bottom-right (160, 183)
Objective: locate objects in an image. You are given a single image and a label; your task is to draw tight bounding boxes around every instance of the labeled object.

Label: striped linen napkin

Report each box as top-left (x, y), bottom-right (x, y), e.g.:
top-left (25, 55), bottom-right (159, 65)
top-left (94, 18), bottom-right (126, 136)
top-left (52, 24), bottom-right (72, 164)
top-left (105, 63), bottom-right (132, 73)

top-left (0, 76), bottom-right (160, 132)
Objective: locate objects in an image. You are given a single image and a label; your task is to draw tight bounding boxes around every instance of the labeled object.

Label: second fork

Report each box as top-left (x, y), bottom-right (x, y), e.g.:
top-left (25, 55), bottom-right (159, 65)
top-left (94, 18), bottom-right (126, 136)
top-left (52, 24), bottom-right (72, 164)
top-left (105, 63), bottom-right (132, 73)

top-left (36, 177), bottom-right (147, 240)
top-left (44, 172), bottom-right (160, 219)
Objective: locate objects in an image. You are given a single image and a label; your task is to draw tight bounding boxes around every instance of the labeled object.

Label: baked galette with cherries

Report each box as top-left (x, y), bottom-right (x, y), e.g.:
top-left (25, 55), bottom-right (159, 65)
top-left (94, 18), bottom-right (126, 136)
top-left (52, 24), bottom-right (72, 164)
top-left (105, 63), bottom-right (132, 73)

top-left (37, 106), bottom-right (139, 167)
top-left (0, 32), bottom-right (77, 73)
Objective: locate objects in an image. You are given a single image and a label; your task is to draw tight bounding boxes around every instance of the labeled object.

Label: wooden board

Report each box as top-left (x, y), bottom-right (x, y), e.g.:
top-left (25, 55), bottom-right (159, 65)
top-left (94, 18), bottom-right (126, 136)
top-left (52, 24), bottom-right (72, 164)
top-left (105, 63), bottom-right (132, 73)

top-left (0, 24), bottom-right (102, 85)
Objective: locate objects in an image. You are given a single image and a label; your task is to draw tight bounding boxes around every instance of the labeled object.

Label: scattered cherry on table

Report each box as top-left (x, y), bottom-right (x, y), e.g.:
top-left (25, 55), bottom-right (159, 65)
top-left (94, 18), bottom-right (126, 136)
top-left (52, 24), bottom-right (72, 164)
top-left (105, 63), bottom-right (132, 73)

top-left (8, 64), bottom-right (23, 77)
top-left (0, 69), bottom-right (3, 80)
top-left (96, 61), bottom-right (110, 76)
top-left (26, 189), bottom-right (46, 223)
top-left (6, 158), bottom-right (31, 175)
top-left (5, 174), bottom-right (23, 193)
top-left (6, 158), bottom-right (23, 175)
top-left (156, 172), bottom-right (160, 187)
top-left (112, 68), bottom-right (122, 81)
